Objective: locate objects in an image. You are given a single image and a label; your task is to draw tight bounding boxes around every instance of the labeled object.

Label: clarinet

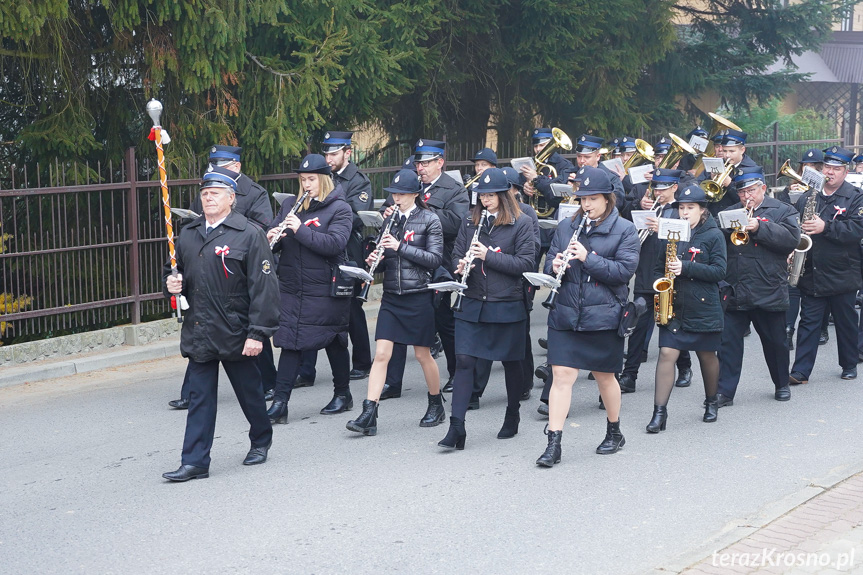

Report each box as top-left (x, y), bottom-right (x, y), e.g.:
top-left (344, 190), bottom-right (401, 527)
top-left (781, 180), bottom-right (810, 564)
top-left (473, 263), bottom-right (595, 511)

top-left (452, 210), bottom-right (489, 313)
top-left (269, 191), bottom-right (310, 249)
top-left (357, 211), bottom-right (396, 302)
top-left (542, 214), bottom-right (588, 310)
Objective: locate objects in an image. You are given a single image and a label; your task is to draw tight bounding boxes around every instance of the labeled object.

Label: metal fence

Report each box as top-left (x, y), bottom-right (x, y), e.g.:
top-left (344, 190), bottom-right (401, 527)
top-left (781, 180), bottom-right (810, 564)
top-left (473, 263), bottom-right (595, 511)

top-left (0, 135), bottom-right (852, 345)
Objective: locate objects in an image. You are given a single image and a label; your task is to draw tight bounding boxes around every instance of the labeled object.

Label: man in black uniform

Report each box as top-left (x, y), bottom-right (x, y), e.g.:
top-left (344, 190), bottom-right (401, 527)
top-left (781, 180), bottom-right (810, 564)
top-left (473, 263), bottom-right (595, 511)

top-left (716, 167), bottom-right (801, 406)
top-left (617, 136), bottom-right (638, 197)
top-left (464, 147), bottom-right (498, 205)
top-left (295, 131), bottom-right (375, 386)
top-left (790, 146), bottom-right (863, 384)
top-left (379, 139), bottom-right (470, 398)
top-left (162, 167), bottom-right (279, 481)
top-left (707, 129), bottom-right (758, 216)
top-left (168, 145), bottom-right (276, 409)
top-left (572, 133), bottom-right (625, 207)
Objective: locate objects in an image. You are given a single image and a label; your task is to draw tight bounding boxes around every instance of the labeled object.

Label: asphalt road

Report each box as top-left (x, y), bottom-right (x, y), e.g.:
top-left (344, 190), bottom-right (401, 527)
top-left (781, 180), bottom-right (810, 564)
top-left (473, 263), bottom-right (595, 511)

top-left (1, 305), bottom-right (862, 575)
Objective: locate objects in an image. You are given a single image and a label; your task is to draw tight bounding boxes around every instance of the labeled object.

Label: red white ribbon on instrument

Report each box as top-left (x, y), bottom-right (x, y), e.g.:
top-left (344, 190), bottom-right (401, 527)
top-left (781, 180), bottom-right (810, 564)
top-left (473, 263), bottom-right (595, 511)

top-left (833, 206), bottom-right (846, 220)
top-left (215, 245), bottom-right (234, 277)
top-left (689, 246), bottom-right (701, 261)
top-left (404, 230), bottom-right (415, 242)
top-left (304, 217), bottom-right (321, 227)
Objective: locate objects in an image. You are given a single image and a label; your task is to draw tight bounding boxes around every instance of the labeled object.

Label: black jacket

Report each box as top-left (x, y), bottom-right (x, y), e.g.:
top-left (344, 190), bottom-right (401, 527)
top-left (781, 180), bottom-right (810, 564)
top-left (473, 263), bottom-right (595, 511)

top-left (518, 202), bottom-right (542, 259)
top-left (452, 212), bottom-right (536, 302)
top-left (381, 207), bottom-right (444, 294)
top-left (722, 196), bottom-right (801, 311)
top-left (190, 173), bottom-right (273, 230)
top-left (545, 209), bottom-right (639, 332)
top-left (794, 180), bottom-right (863, 297)
top-left (270, 186), bottom-right (353, 350)
top-left (334, 162), bottom-right (373, 264)
top-left (383, 172), bottom-right (469, 268)
top-left (705, 154), bottom-right (758, 217)
top-left (535, 152), bottom-right (576, 209)
top-left (653, 214), bottom-right (727, 333)
top-left (164, 211), bottom-right (279, 362)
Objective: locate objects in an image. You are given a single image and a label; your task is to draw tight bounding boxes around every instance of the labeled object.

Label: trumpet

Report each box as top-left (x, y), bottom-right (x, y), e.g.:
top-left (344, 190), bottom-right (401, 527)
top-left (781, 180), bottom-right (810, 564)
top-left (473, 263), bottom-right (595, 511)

top-left (700, 158), bottom-right (736, 202)
top-left (269, 190), bottom-right (310, 249)
top-left (357, 211), bottom-right (396, 302)
top-left (452, 210), bottom-right (489, 313)
top-left (543, 214), bottom-right (588, 310)
top-left (730, 203), bottom-right (754, 246)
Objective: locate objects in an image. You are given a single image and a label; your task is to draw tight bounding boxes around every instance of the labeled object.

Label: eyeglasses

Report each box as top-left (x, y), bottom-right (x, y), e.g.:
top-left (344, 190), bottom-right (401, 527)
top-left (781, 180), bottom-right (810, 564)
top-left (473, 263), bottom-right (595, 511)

top-left (414, 160), bottom-right (436, 167)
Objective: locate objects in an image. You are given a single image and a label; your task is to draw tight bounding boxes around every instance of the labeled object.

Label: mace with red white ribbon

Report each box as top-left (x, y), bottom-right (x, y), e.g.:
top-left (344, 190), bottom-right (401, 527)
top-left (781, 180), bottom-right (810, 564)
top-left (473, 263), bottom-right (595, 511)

top-left (147, 99), bottom-right (183, 323)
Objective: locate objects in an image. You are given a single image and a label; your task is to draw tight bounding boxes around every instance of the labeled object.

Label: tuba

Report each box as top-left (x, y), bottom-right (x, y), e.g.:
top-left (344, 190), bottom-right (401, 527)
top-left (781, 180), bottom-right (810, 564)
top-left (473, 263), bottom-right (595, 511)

top-left (780, 159), bottom-right (814, 286)
top-left (623, 139), bottom-right (655, 171)
top-left (653, 231), bottom-right (681, 325)
top-left (637, 134), bottom-right (697, 244)
top-left (530, 128), bottom-right (573, 218)
top-left (693, 112), bottom-right (742, 176)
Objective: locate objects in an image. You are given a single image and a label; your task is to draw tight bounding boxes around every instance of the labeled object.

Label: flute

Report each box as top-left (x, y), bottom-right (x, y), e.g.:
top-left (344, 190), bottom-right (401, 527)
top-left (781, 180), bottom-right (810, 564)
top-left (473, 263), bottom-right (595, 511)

top-left (357, 211), bottom-right (396, 302)
top-left (452, 210), bottom-right (489, 313)
top-left (542, 215), bottom-right (588, 310)
top-left (269, 191), bottom-right (310, 249)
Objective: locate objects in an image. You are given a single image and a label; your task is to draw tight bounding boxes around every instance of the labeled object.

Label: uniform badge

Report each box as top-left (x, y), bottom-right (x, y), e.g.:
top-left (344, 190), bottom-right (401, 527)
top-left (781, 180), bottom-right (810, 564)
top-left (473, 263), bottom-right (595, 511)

top-left (858, 207), bottom-right (863, 216)
top-left (418, 139), bottom-right (424, 147)
top-left (623, 137), bottom-right (628, 142)
top-left (206, 165), bottom-right (214, 172)
top-left (404, 230), bottom-right (415, 242)
top-left (325, 132), bottom-right (331, 139)
top-left (534, 129), bottom-right (539, 135)
top-left (394, 175), bottom-right (400, 183)
top-left (684, 189), bottom-right (691, 196)
top-left (580, 136), bottom-right (586, 142)
top-left (302, 160), bottom-right (309, 168)
top-left (211, 146), bottom-right (217, 153)
top-left (262, 260), bottom-right (272, 275)
top-left (483, 174), bottom-right (490, 183)
top-left (808, 151), bottom-right (814, 157)
top-left (832, 146), bottom-right (838, 153)
top-left (584, 177), bottom-right (590, 186)
top-left (359, 191), bottom-right (369, 202)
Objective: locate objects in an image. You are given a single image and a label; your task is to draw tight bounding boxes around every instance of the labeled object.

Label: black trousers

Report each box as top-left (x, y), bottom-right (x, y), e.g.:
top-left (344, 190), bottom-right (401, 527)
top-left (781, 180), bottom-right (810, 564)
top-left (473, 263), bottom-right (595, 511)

top-left (385, 292), bottom-right (456, 391)
top-left (273, 339), bottom-right (351, 403)
top-left (792, 291), bottom-right (858, 378)
top-left (451, 355), bottom-right (523, 420)
top-left (718, 309), bottom-right (789, 399)
top-left (182, 358), bottom-right (272, 469)
top-left (622, 302), bottom-right (690, 379)
top-left (181, 338), bottom-right (276, 399)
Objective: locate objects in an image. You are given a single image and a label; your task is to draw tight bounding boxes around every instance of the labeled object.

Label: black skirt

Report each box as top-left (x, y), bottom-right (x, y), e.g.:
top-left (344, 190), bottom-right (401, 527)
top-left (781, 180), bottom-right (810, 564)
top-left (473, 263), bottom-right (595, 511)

top-left (455, 318), bottom-right (526, 361)
top-left (658, 326), bottom-right (721, 352)
top-left (546, 328), bottom-right (624, 373)
top-left (375, 290), bottom-right (435, 347)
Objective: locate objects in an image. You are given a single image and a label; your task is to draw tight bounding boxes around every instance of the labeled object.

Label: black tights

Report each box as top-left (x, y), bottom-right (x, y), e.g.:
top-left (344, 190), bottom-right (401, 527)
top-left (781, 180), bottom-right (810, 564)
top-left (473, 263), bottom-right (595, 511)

top-left (451, 354), bottom-right (523, 420)
top-left (654, 347), bottom-right (718, 406)
top-left (273, 339), bottom-right (350, 403)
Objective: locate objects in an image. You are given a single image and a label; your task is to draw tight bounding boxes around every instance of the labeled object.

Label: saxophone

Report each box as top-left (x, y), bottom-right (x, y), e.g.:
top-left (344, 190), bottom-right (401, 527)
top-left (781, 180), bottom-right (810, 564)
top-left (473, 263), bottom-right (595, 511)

top-left (653, 231), bottom-right (681, 325)
top-left (788, 178), bottom-right (816, 287)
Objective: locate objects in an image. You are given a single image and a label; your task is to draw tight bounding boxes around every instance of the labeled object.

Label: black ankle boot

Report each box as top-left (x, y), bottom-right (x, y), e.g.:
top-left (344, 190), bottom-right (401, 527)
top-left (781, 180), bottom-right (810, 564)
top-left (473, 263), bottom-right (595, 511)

top-left (346, 399), bottom-right (378, 436)
top-left (438, 416), bottom-right (466, 450)
top-left (267, 400), bottom-right (288, 424)
top-left (497, 406), bottom-right (520, 439)
top-left (645, 405), bottom-right (668, 433)
top-left (419, 393), bottom-right (446, 427)
top-left (536, 425), bottom-right (562, 467)
top-left (703, 395), bottom-right (718, 423)
top-left (596, 419), bottom-right (625, 454)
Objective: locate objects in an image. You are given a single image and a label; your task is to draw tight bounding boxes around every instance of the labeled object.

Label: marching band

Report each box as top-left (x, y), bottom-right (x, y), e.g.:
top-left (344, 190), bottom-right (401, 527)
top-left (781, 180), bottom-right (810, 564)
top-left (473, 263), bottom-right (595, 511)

top-left (161, 121), bottom-right (863, 480)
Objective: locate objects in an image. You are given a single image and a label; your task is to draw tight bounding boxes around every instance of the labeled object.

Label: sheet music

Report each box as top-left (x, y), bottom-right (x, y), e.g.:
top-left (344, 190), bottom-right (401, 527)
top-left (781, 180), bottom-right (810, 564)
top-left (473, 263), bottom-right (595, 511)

top-left (557, 203), bottom-right (580, 221)
top-left (549, 183), bottom-right (573, 197)
top-left (801, 166), bottom-right (825, 193)
top-left (628, 164), bottom-right (653, 185)
top-left (170, 208), bottom-right (200, 219)
top-left (427, 281), bottom-right (468, 292)
top-left (689, 135), bottom-right (709, 153)
top-left (273, 192), bottom-right (293, 206)
top-left (630, 209), bottom-right (656, 231)
top-left (358, 210), bottom-right (385, 228)
top-left (717, 208), bottom-right (749, 230)
top-left (601, 158), bottom-right (625, 178)
top-left (444, 170), bottom-right (464, 185)
top-left (510, 157), bottom-right (537, 173)
top-left (701, 157), bottom-right (725, 176)
top-left (338, 266), bottom-right (374, 283)
top-left (658, 218), bottom-right (690, 241)
top-left (522, 272), bottom-right (560, 288)
top-left (537, 219), bottom-right (560, 229)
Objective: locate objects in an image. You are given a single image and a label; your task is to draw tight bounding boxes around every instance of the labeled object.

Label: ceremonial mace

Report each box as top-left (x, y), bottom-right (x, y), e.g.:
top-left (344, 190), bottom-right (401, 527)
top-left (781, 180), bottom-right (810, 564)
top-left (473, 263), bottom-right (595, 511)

top-left (147, 99), bottom-right (183, 323)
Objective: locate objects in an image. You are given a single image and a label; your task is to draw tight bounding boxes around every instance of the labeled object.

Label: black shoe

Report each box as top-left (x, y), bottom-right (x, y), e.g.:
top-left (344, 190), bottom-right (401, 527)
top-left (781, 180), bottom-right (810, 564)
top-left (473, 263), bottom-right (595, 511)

top-left (789, 371), bottom-right (809, 385)
top-left (441, 375), bottom-right (454, 393)
top-left (598, 395), bottom-right (605, 410)
top-left (321, 393), bottom-right (353, 415)
top-left (243, 441), bottom-right (272, 465)
top-left (349, 369), bottom-right (369, 381)
top-left (640, 350), bottom-right (648, 363)
top-left (430, 334), bottom-right (443, 359)
top-left (786, 326), bottom-right (795, 351)
top-left (497, 406), bottom-right (520, 439)
top-left (841, 368), bottom-right (857, 380)
top-left (467, 393), bottom-right (480, 410)
top-left (537, 402), bottom-right (549, 416)
top-left (538, 337), bottom-right (548, 350)
top-left (715, 393), bottom-right (733, 408)
top-left (618, 373), bottom-right (636, 393)
top-left (703, 395), bottom-right (718, 422)
top-left (819, 329), bottom-right (829, 345)
top-left (645, 405), bottom-right (667, 433)
top-left (264, 388), bottom-right (274, 402)
top-left (535, 362), bottom-right (550, 382)
top-left (675, 367), bottom-right (693, 388)
top-left (168, 398), bottom-right (190, 410)
top-left (596, 419), bottom-right (625, 455)
top-left (587, 371), bottom-right (595, 381)
top-left (774, 385), bottom-right (791, 401)
top-left (294, 375), bottom-right (315, 388)
top-left (163, 464), bottom-right (209, 482)
top-left (420, 393), bottom-right (446, 427)
top-left (267, 400), bottom-right (288, 424)
top-left (536, 425), bottom-right (562, 467)
top-left (379, 383), bottom-right (401, 400)
top-left (438, 416), bottom-right (466, 450)
top-left (520, 387), bottom-right (532, 401)
top-left (346, 399), bottom-right (378, 435)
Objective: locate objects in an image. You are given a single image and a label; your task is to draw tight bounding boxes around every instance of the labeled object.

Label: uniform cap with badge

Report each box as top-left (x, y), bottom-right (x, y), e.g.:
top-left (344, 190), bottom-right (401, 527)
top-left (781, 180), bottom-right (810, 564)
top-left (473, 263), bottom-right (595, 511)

top-left (720, 129), bottom-right (747, 147)
top-left (321, 130), bottom-right (353, 153)
top-left (296, 153), bottom-right (332, 175)
top-left (384, 169), bottom-right (422, 194)
top-left (532, 128), bottom-right (554, 145)
top-left (821, 146), bottom-right (854, 166)
top-left (473, 168), bottom-right (511, 194)
top-left (571, 166), bottom-right (612, 195)
top-left (471, 148), bottom-right (498, 166)
top-left (800, 148), bottom-right (824, 164)
top-left (732, 166), bottom-right (766, 190)
top-left (654, 137), bottom-right (672, 155)
top-left (500, 167), bottom-right (524, 190)
top-left (651, 168), bottom-right (684, 190)
top-left (674, 184), bottom-right (710, 205)
top-left (617, 136), bottom-right (637, 153)
top-left (575, 134), bottom-right (605, 155)
top-left (413, 139), bottom-right (446, 162)
top-left (201, 165), bottom-right (239, 192)
top-left (209, 145), bottom-right (242, 166)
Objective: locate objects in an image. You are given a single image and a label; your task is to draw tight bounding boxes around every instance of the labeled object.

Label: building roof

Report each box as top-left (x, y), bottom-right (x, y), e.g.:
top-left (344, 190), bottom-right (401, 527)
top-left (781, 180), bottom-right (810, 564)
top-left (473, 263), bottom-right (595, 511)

top-left (767, 32), bottom-right (863, 84)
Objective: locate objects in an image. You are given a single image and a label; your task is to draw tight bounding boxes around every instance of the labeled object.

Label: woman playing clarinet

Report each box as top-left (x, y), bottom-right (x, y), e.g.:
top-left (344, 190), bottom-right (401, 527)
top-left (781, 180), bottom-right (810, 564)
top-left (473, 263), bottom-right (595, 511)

top-left (536, 167), bottom-right (639, 467)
